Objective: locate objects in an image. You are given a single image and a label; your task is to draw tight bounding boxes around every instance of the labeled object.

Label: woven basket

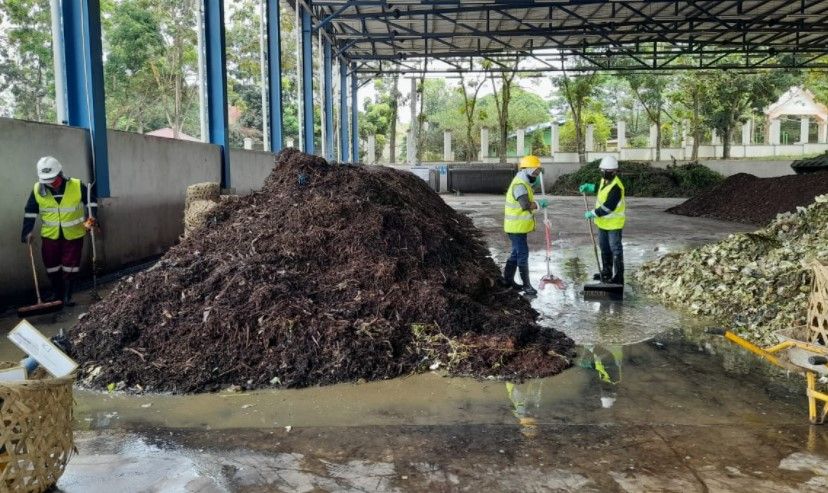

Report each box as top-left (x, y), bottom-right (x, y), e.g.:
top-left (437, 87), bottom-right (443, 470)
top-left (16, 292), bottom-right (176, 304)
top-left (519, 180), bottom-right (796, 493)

top-left (0, 364), bottom-right (74, 493)
top-left (807, 261), bottom-right (828, 346)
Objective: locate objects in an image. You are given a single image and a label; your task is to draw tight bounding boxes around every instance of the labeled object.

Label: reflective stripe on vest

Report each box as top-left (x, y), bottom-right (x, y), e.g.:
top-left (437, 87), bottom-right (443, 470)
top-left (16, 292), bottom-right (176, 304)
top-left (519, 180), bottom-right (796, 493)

top-left (594, 176), bottom-right (626, 230)
top-left (33, 178), bottom-right (86, 240)
top-left (503, 175), bottom-right (535, 233)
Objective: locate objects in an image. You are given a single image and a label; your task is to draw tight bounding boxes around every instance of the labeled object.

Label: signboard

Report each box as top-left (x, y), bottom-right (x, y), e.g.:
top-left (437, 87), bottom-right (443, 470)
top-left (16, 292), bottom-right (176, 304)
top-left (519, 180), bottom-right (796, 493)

top-left (8, 320), bottom-right (78, 378)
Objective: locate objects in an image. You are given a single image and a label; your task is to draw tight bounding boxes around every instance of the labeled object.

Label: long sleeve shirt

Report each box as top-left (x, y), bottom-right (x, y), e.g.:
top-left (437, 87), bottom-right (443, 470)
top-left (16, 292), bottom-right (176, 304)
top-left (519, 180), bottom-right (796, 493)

top-left (593, 182), bottom-right (622, 218)
top-left (512, 170), bottom-right (536, 211)
top-left (21, 177), bottom-right (97, 242)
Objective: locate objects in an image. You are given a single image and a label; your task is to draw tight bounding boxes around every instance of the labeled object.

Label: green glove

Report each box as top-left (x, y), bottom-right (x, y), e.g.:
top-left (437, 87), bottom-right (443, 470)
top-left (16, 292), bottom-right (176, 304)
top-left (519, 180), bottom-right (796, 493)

top-left (536, 198), bottom-right (549, 209)
top-left (579, 183), bottom-right (596, 194)
top-left (584, 210), bottom-right (596, 220)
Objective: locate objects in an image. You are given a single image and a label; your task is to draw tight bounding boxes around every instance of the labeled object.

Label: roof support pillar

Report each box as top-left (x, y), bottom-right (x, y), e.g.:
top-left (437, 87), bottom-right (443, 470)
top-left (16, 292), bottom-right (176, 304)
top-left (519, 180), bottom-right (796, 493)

top-left (350, 63), bottom-right (359, 162)
top-left (202, 0), bottom-right (231, 188)
top-left (322, 37), bottom-right (334, 160)
top-left (339, 60), bottom-right (350, 162)
top-left (62, 0), bottom-right (110, 196)
top-left (266, 0), bottom-right (284, 152)
top-left (299, 2), bottom-right (314, 153)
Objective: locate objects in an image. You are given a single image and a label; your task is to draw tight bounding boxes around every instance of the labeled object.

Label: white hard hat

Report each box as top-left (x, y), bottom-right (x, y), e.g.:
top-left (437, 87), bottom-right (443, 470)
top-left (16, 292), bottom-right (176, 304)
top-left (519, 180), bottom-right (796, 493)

top-left (37, 156), bottom-right (63, 183)
top-left (598, 156), bottom-right (619, 170)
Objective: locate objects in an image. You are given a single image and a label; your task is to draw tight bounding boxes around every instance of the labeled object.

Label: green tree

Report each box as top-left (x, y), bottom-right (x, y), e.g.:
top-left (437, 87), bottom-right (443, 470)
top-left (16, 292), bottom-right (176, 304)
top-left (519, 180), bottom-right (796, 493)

top-left (669, 72), bottom-right (709, 161)
top-left (0, 0), bottom-right (55, 122)
top-left (559, 109), bottom-right (611, 152)
top-left (804, 70), bottom-right (828, 106)
top-left (700, 71), bottom-right (795, 158)
top-left (484, 59), bottom-right (519, 163)
top-left (624, 74), bottom-right (668, 160)
top-left (554, 72), bottom-right (604, 163)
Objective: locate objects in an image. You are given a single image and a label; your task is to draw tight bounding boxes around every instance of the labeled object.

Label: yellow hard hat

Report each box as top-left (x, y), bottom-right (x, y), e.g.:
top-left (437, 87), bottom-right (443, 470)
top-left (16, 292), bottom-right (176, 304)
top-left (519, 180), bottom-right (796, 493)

top-left (519, 155), bottom-right (541, 169)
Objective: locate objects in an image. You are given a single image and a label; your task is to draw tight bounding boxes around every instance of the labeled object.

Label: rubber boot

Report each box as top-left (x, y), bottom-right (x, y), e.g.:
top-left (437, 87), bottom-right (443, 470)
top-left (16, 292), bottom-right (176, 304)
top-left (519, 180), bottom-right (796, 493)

top-left (593, 253), bottom-right (613, 283)
top-left (47, 274), bottom-right (64, 302)
top-left (62, 279), bottom-right (76, 307)
top-left (611, 254), bottom-right (624, 285)
top-left (518, 265), bottom-right (537, 296)
top-left (500, 261), bottom-right (521, 290)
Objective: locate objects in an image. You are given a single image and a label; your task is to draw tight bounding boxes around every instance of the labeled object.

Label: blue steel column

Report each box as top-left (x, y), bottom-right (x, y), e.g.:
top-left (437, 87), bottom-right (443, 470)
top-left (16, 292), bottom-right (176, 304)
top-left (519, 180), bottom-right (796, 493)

top-left (350, 64), bottom-right (358, 163)
top-left (299, 4), bottom-right (314, 154)
top-left (266, 0), bottom-right (283, 151)
top-left (203, 0), bottom-right (231, 187)
top-left (339, 60), bottom-right (349, 162)
top-left (62, 0), bottom-right (110, 197)
top-left (322, 38), bottom-right (334, 160)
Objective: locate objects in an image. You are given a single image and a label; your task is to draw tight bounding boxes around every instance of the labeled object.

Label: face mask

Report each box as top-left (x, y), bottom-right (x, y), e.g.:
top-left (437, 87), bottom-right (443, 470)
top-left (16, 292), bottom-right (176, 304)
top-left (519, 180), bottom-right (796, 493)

top-left (601, 170), bottom-right (614, 180)
top-left (527, 174), bottom-right (537, 184)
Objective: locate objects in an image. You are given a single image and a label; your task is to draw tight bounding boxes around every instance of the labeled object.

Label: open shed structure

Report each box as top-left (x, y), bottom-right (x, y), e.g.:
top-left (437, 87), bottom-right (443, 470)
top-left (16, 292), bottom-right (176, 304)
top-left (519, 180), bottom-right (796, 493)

top-left (50, 1), bottom-right (828, 198)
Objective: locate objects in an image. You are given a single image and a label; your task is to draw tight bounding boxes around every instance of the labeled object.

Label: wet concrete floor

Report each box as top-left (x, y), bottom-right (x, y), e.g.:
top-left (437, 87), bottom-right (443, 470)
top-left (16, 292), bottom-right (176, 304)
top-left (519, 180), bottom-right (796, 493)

top-left (2, 196), bottom-right (828, 492)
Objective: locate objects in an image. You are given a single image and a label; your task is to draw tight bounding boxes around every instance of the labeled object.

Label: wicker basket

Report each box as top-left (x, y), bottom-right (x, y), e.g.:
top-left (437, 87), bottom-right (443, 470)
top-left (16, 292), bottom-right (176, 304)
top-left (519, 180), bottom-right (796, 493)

top-left (807, 261), bottom-right (828, 346)
top-left (0, 364), bottom-right (74, 493)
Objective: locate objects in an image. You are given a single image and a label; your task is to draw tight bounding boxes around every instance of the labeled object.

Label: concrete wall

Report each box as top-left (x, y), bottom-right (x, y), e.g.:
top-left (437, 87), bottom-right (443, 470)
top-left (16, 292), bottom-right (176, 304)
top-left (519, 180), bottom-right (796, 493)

top-left (230, 149), bottom-right (276, 194)
top-left (0, 118), bottom-right (92, 299)
top-left (101, 130), bottom-right (221, 269)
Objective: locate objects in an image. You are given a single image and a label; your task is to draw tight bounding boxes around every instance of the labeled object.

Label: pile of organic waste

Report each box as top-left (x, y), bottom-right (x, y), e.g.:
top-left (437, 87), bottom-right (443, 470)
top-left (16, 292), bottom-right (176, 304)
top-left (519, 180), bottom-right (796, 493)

top-left (550, 160), bottom-right (723, 198)
top-left (636, 194), bottom-right (828, 344)
top-left (667, 172), bottom-right (828, 225)
top-left (69, 149), bottom-right (574, 393)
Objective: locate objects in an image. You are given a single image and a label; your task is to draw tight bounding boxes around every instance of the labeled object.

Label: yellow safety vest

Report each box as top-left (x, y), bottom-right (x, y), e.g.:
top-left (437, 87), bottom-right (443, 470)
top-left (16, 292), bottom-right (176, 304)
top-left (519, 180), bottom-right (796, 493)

top-left (503, 174), bottom-right (535, 233)
top-left (593, 346), bottom-right (623, 384)
top-left (594, 176), bottom-right (626, 231)
top-left (33, 178), bottom-right (86, 240)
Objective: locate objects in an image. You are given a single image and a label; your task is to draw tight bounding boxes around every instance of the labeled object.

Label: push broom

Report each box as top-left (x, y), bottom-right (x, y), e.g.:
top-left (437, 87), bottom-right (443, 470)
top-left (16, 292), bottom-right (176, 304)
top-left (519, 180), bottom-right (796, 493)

top-left (17, 242), bottom-right (63, 317)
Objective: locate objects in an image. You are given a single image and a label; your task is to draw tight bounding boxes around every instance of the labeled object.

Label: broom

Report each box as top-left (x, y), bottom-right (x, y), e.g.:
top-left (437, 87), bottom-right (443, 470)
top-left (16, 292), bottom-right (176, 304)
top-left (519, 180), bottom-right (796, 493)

top-left (17, 242), bottom-right (64, 317)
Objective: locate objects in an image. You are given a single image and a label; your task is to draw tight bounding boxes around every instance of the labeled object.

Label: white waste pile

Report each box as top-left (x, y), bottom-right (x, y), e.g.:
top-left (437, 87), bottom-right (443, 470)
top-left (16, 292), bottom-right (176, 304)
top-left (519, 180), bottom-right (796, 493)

top-left (636, 195), bottom-right (828, 344)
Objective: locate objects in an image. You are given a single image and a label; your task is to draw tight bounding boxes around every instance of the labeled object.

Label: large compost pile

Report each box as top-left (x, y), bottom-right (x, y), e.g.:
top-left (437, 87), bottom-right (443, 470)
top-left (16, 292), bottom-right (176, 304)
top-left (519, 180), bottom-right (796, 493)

top-left (637, 194), bottom-right (828, 344)
top-left (550, 160), bottom-right (723, 197)
top-left (667, 172), bottom-right (828, 225)
top-left (69, 149), bottom-right (574, 393)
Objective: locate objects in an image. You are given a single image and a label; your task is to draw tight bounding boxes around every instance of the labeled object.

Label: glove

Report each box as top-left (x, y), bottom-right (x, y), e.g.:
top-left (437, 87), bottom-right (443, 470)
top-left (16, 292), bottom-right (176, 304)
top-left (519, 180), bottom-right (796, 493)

top-left (579, 183), bottom-right (596, 194)
top-left (584, 211), bottom-right (596, 220)
top-left (84, 217), bottom-right (97, 231)
top-left (536, 198), bottom-right (549, 209)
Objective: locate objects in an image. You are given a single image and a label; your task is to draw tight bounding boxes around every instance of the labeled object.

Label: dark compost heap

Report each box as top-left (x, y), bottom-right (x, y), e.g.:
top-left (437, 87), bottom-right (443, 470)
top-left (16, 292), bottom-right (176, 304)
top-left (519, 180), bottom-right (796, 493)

top-left (69, 149), bottom-right (574, 393)
top-left (667, 172), bottom-right (828, 225)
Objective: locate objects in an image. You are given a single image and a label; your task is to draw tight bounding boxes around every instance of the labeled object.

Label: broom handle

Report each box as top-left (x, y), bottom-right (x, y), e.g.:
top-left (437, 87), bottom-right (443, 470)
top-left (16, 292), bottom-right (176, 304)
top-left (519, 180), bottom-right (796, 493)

top-left (582, 192), bottom-right (602, 274)
top-left (28, 242), bottom-right (44, 304)
top-left (86, 182), bottom-right (97, 292)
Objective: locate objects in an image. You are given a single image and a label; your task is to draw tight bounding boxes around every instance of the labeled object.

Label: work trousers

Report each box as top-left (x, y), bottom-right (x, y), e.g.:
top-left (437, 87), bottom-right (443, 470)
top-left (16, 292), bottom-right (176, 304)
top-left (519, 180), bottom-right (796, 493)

top-left (41, 236), bottom-right (83, 297)
top-left (507, 233), bottom-right (530, 268)
top-left (597, 228), bottom-right (623, 258)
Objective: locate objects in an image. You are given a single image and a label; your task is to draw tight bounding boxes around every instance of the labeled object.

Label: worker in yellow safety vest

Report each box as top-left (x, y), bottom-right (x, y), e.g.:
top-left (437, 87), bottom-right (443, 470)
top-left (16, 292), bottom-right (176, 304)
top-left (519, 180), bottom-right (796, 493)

top-left (501, 155), bottom-right (548, 296)
top-left (578, 344), bottom-right (623, 409)
top-left (579, 156), bottom-right (626, 284)
top-left (21, 157), bottom-right (97, 307)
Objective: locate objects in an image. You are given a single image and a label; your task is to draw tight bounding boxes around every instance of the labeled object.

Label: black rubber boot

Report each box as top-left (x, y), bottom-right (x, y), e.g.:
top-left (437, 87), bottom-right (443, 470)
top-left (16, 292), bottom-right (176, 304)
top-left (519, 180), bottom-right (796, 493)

top-left (518, 265), bottom-right (537, 296)
top-left (63, 279), bottom-right (76, 307)
top-left (47, 274), bottom-right (64, 302)
top-left (500, 261), bottom-right (521, 290)
top-left (594, 252), bottom-right (613, 283)
top-left (611, 254), bottom-right (624, 285)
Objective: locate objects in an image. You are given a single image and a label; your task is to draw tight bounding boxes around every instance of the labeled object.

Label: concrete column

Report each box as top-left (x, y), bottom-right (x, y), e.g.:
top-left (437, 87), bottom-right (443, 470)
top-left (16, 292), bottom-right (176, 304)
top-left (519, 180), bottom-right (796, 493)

top-left (243, 137), bottom-right (253, 150)
top-left (443, 131), bottom-right (452, 161)
top-left (550, 123), bottom-right (560, 153)
top-left (406, 129), bottom-right (416, 164)
top-left (711, 129), bottom-right (721, 145)
top-left (800, 116), bottom-right (810, 144)
top-left (649, 124), bottom-right (658, 148)
top-left (819, 121), bottom-right (828, 144)
top-left (585, 125), bottom-right (595, 152)
top-left (366, 134), bottom-right (376, 164)
top-left (480, 128), bottom-right (489, 160)
top-left (516, 129), bottom-right (526, 156)
top-left (741, 120), bottom-right (752, 145)
top-left (617, 121), bottom-right (626, 148)
top-left (769, 119), bottom-right (781, 145)
top-left (681, 121), bottom-right (688, 147)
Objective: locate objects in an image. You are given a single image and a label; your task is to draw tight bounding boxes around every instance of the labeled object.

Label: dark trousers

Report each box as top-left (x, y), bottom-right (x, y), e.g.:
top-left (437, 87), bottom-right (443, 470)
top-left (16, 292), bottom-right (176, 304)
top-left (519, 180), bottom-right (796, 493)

top-left (507, 233), bottom-right (530, 268)
top-left (41, 237), bottom-right (83, 296)
top-left (597, 228), bottom-right (623, 258)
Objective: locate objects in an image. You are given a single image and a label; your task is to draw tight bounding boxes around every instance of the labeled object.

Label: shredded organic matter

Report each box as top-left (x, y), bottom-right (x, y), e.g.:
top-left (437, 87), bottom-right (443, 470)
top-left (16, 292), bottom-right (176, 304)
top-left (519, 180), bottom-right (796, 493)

top-left (667, 172), bottom-right (828, 225)
top-left (69, 149), bottom-right (574, 393)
